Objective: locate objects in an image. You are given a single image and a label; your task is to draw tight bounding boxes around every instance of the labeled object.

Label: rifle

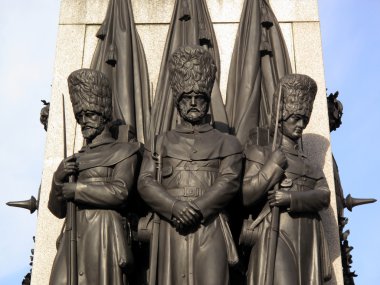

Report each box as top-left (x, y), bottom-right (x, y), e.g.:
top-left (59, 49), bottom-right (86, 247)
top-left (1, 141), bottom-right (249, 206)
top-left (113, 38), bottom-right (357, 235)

top-left (264, 84), bottom-right (283, 285)
top-left (62, 94), bottom-right (78, 285)
top-left (148, 135), bottom-right (162, 285)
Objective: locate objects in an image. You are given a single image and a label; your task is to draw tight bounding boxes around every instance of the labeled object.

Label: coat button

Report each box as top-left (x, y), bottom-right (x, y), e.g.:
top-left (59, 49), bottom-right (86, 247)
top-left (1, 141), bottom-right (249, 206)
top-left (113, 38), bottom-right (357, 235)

top-left (192, 149), bottom-right (197, 153)
top-left (79, 272), bottom-right (84, 276)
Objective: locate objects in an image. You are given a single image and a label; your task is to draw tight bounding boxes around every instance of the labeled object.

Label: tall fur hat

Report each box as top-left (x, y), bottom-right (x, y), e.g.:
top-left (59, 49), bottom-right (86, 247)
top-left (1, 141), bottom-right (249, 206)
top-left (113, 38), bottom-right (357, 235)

top-left (271, 74), bottom-right (317, 129)
top-left (67, 68), bottom-right (112, 121)
top-left (169, 45), bottom-right (217, 101)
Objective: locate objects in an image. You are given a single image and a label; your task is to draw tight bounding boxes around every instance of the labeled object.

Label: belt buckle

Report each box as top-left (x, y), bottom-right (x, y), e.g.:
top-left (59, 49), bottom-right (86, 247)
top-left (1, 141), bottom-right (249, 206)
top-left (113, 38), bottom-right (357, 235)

top-left (184, 186), bottom-right (198, 197)
top-left (280, 178), bottom-right (293, 189)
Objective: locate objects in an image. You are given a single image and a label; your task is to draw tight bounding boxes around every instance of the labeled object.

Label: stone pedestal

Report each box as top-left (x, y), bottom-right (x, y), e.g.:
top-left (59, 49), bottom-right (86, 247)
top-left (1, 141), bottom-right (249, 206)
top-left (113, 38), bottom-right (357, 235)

top-left (31, 1), bottom-right (343, 284)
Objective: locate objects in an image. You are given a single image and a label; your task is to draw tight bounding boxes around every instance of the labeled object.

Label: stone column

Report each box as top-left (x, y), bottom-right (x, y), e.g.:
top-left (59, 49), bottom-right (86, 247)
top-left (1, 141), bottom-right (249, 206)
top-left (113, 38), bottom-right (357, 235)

top-left (31, 1), bottom-right (343, 284)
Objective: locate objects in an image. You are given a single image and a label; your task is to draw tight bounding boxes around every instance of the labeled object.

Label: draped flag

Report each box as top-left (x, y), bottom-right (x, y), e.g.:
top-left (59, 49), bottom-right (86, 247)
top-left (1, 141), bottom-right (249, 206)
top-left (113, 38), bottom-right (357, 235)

top-left (91, 0), bottom-right (151, 144)
top-left (226, 0), bottom-right (292, 145)
top-left (150, 0), bottom-right (229, 139)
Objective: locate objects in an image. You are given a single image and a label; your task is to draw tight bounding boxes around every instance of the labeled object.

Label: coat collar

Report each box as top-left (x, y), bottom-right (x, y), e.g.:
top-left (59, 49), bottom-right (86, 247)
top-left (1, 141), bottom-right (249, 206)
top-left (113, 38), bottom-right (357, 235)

top-left (279, 135), bottom-right (307, 158)
top-left (79, 128), bottom-right (115, 152)
top-left (174, 122), bottom-right (213, 134)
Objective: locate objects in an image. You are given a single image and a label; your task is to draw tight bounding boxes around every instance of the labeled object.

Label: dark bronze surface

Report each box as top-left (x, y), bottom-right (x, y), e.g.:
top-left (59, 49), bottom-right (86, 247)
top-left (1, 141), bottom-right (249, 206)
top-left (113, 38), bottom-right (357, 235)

top-left (48, 69), bottom-right (141, 285)
top-left (15, 1), bottom-right (368, 284)
top-left (138, 45), bottom-right (242, 285)
top-left (242, 74), bottom-right (332, 285)
top-left (91, 0), bottom-right (151, 145)
top-left (149, 0), bottom-right (229, 139)
top-left (40, 100), bottom-right (50, 131)
top-left (225, 0), bottom-right (292, 145)
top-left (6, 196), bottom-right (38, 214)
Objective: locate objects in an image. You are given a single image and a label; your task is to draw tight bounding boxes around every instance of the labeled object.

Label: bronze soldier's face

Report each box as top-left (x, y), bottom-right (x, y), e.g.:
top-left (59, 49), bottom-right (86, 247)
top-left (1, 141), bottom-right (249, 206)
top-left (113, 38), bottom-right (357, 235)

top-left (281, 114), bottom-right (309, 141)
top-left (75, 110), bottom-right (105, 141)
top-left (177, 92), bottom-right (209, 124)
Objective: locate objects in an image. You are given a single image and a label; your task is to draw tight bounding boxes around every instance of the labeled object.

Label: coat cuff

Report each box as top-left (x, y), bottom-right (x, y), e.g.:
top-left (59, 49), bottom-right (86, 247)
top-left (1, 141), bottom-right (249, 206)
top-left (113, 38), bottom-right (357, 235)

top-left (260, 160), bottom-right (284, 185)
top-left (73, 182), bottom-right (87, 201)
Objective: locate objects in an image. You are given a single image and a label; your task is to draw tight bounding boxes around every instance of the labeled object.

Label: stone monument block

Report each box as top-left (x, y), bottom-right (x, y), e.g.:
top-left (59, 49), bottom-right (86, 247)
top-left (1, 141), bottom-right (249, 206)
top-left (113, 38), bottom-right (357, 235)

top-left (31, 1), bottom-right (343, 284)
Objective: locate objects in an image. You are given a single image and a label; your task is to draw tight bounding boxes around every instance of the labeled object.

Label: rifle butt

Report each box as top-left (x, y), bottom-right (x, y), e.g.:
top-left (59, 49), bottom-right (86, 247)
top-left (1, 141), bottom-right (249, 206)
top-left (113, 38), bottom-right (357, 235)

top-left (66, 175), bottom-right (78, 285)
top-left (265, 206), bottom-right (280, 285)
top-left (148, 213), bottom-right (160, 285)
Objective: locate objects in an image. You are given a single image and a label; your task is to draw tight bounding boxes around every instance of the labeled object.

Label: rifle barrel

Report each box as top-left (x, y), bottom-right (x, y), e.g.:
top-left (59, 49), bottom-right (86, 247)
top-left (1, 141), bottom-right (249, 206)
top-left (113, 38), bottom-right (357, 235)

top-left (265, 84), bottom-right (283, 285)
top-left (62, 94), bottom-right (78, 285)
top-left (148, 153), bottom-right (162, 285)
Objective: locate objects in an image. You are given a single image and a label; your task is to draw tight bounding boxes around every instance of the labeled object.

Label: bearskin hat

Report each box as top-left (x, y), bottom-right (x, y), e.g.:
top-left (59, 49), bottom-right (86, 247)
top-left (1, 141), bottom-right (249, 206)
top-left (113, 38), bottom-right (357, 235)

top-left (271, 74), bottom-right (317, 130)
top-left (169, 45), bottom-right (216, 101)
top-left (67, 69), bottom-right (112, 121)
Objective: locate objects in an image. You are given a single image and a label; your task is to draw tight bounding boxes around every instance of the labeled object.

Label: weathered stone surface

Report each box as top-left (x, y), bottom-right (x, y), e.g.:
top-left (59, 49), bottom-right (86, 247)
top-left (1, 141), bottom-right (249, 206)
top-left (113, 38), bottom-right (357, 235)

top-left (214, 23), bottom-right (239, 101)
top-left (293, 21), bottom-right (343, 285)
top-left (279, 23), bottom-right (296, 72)
top-left (82, 25), bottom-right (100, 68)
top-left (31, 24), bottom-right (86, 285)
top-left (59, 0), bottom-right (319, 25)
top-left (270, 0), bottom-right (319, 22)
top-left (136, 24), bottom-right (170, 95)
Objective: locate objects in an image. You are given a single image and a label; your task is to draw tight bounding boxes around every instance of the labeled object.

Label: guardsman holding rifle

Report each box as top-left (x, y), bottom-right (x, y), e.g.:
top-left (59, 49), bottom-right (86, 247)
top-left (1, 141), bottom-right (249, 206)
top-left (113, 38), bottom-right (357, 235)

top-left (241, 74), bottom-right (332, 285)
top-left (48, 69), bottom-right (140, 285)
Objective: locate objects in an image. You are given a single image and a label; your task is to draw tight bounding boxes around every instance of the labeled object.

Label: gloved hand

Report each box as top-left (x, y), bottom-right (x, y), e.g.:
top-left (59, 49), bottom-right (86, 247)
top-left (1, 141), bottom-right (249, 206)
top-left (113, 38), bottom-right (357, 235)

top-left (268, 149), bottom-right (287, 169)
top-left (268, 189), bottom-right (291, 207)
top-left (172, 201), bottom-right (202, 228)
top-left (55, 156), bottom-right (78, 183)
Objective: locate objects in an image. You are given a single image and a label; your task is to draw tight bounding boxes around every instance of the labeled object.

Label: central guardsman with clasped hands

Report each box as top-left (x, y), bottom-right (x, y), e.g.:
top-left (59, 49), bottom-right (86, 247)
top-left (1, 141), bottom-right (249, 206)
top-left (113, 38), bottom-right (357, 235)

top-left (138, 45), bottom-right (243, 285)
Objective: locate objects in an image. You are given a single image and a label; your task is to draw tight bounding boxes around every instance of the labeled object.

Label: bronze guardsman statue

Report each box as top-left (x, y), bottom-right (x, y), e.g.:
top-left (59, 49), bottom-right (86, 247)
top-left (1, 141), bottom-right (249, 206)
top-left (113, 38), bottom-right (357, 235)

top-left (138, 45), bottom-right (243, 285)
top-left (48, 69), bottom-right (140, 285)
top-left (241, 74), bottom-right (332, 285)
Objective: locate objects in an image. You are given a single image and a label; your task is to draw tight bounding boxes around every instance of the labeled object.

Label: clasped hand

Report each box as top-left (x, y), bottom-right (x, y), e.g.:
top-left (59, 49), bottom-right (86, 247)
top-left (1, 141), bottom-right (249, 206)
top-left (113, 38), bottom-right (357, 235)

top-left (172, 201), bottom-right (203, 230)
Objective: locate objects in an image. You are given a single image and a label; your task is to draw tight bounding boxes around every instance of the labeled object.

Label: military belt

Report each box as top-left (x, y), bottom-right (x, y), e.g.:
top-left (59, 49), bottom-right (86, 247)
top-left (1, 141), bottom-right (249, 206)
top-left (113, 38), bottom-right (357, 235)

top-left (291, 177), bottom-right (316, 189)
top-left (174, 166), bottom-right (219, 172)
top-left (166, 187), bottom-right (205, 197)
top-left (78, 177), bottom-right (112, 183)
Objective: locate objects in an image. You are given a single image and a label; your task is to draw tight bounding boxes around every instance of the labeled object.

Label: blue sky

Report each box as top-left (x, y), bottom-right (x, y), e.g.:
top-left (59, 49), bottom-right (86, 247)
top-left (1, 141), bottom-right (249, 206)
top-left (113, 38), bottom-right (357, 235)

top-left (0, 0), bottom-right (379, 284)
top-left (319, 1), bottom-right (380, 284)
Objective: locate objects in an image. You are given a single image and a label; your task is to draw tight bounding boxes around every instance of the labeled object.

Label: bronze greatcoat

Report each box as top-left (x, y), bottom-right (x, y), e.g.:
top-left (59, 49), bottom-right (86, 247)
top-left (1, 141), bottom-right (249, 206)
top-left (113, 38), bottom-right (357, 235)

top-left (138, 123), bottom-right (242, 285)
top-left (244, 142), bottom-right (332, 285)
top-left (48, 131), bottom-right (140, 285)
